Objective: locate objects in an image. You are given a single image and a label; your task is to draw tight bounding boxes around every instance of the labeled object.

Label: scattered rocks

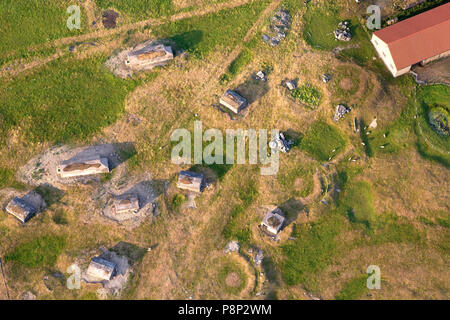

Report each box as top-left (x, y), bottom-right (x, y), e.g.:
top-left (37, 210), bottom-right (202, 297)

top-left (334, 21), bottom-right (352, 42)
top-left (20, 291), bottom-right (36, 300)
top-left (333, 104), bottom-right (351, 122)
top-left (255, 70), bottom-right (267, 82)
top-left (322, 73), bottom-right (331, 83)
top-left (262, 8), bottom-right (291, 46)
top-left (254, 250), bottom-right (263, 266)
top-left (369, 117), bottom-right (378, 129)
top-left (224, 241), bottom-right (240, 254)
top-left (269, 132), bottom-right (294, 153)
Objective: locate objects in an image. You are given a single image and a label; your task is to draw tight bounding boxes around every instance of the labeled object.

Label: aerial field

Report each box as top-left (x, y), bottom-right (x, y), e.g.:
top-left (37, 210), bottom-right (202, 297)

top-left (0, 0), bottom-right (448, 301)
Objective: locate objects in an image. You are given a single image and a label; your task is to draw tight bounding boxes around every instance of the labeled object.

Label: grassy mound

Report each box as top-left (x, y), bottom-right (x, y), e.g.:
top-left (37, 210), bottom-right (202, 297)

top-left (300, 122), bottom-right (347, 161)
top-left (218, 258), bottom-right (248, 295)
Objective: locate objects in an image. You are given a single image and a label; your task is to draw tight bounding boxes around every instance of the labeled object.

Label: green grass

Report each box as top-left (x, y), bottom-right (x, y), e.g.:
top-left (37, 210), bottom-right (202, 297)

top-left (223, 179), bottom-right (258, 244)
top-left (171, 194), bottom-right (186, 210)
top-left (303, 2), bottom-right (340, 50)
top-left (0, 55), bottom-right (138, 144)
top-left (335, 275), bottom-right (368, 300)
top-left (0, 0), bottom-right (85, 58)
top-left (94, 0), bottom-right (174, 20)
top-left (5, 235), bottom-right (66, 268)
top-left (370, 214), bottom-right (423, 245)
top-left (281, 214), bottom-right (346, 288)
top-left (151, 0), bottom-right (270, 59)
top-left (300, 121), bottom-right (347, 161)
top-left (339, 180), bottom-right (376, 229)
top-left (291, 84), bottom-right (322, 108)
top-left (415, 85), bottom-right (450, 166)
top-left (220, 48), bottom-right (253, 83)
top-left (277, 163), bottom-right (314, 198)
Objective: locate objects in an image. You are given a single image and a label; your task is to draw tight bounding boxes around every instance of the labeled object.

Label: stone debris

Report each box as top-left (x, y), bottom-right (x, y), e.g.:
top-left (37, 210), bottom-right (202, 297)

top-left (322, 74), bottom-right (331, 83)
top-left (334, 21), bottom-right (352, 41)
top-left (269, 132), bottom-right (294, 153)
top-left (254, 250), bottom-right (264, 266)
top-left (255, 70), bottom-right (267, 82)
top-left (262, 8), bottom-right (291, 46)
top-left (283, 79), bottom-right (297, 91)
top-left (333, 104), bottom-right (351, 121)
top-left (20, 291), bottom-right (36, 300)
top-left (224, 241), bottom-right (240, 254)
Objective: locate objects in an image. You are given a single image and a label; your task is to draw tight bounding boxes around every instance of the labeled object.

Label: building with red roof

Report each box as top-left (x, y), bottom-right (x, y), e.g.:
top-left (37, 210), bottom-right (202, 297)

top-left (371, 3), bottom-right (450, 77)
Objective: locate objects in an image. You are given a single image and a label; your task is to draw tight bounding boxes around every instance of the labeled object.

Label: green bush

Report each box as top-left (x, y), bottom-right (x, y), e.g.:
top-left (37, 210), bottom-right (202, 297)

top-left (220, 48), bottom-right (253, 83)
top-left (171, 194), bottom-right (185, 210)
top-left (5, 235), bottom-right (66, 268)
top-left (291, 85), bottom-right (322, 107)
top-left (428, 106), bottom-right (449, 137)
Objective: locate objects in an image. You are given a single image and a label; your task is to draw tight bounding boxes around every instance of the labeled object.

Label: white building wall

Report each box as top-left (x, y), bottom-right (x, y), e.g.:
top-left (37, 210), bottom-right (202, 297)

top-left (371, 34), bottom-right (411, 77)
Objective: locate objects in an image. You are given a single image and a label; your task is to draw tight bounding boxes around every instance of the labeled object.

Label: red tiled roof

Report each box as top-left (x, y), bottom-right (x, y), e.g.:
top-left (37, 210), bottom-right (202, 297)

top-left (374, 3), bottom-right (450, 70)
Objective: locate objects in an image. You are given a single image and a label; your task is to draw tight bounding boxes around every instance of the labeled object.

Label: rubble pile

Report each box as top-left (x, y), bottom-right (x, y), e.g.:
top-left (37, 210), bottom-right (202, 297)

top-left (270, 132), bottom-right (294, 153)
top-left (333, 104), bottom-right (351, 121)
top-left (262, 9), bottom-right (291, 46)
top-left (334, 21), bottom-right (352, 42)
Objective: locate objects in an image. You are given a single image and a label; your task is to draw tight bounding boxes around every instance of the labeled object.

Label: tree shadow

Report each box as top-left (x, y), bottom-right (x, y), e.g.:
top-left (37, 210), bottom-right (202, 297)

top-left (109, 242), bottom-right (148, 267)
top-left (235, 75), bottom-right (271, 105)
top-left (116, 179), bottom-right (165, 208)
top-left (34, 183), bottom-right (64, 208)
top-left (278, 198), bottom-right (305, 227)
top-left (167, 30), bottom-right (204, 56)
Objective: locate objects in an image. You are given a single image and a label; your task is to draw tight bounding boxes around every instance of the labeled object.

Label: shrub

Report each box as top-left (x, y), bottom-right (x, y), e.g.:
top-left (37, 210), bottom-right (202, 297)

top-left (171, 194), bottom-right (185, 210)
top-left (428, 106), bottom-right (449, 137)
top-left (291, 85), bottom-right (322, 107)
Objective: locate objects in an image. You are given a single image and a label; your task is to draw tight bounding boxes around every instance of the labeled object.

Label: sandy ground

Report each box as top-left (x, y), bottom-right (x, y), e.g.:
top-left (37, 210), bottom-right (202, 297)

top-left (411, 57), bottom-right (450, 85)
top-left (17, 143), bottom-right (132, 188)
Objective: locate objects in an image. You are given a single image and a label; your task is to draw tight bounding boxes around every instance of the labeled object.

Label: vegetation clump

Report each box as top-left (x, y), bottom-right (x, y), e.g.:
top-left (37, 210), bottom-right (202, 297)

top-left (291, 85), bottom-right (322, 107)
top-left (428, 106), bottom-right (449, 137)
